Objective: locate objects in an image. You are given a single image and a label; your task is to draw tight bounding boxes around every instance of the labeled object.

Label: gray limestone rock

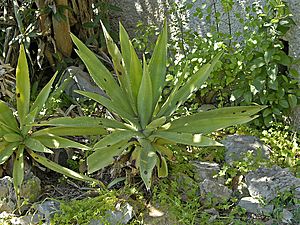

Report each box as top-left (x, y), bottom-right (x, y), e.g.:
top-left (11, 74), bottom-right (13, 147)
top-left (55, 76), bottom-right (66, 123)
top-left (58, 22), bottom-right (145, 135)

top-left (238, 197), bottom-right (274, 215)
top-left (245, 166), bottom-right (300, 202)
top-left (222, 135), bottom-right (270, 165)
top-left (0, 176), bottom-right (16, 213)
top-left (200, 179), bottom-right (232, 203)
top-left (191, 161), bottom-right (224, 184)
top-left (36, 200), bottom-right (61, 225)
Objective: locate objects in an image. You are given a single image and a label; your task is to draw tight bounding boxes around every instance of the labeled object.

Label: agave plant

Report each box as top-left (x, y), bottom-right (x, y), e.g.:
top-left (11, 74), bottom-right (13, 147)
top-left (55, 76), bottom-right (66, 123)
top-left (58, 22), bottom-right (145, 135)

top-left (0, 45), bottom-right (105, 199)
top-left (66, 21), bottom-right (265, 190)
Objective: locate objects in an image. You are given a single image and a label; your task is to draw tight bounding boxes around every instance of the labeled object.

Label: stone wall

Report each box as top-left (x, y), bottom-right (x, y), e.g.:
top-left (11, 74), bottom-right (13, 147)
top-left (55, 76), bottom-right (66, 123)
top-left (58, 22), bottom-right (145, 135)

top-left (110, 0), bottom-right (300, 77)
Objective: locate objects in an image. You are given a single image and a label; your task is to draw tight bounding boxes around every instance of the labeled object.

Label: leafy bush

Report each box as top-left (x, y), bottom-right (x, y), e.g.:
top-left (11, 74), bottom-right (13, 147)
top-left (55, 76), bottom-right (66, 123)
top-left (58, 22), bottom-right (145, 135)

top-left (69, 21), bottom-right (265, 190)
top-left (133, 0), bottom-right (299, 126)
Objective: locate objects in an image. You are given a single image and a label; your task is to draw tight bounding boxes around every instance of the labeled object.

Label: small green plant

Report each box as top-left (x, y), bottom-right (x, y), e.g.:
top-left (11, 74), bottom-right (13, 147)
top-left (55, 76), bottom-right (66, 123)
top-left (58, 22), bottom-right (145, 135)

top-left (0, 45), bottom-right (104, 200)
top-left (51, 189), bottom-right (118, 225)
top-left (68, 21), bottom-right (265, 190)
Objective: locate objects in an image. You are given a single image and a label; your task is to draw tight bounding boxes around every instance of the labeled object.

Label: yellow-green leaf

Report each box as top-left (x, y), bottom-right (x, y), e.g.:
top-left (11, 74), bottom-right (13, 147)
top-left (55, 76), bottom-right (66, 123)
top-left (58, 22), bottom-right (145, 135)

top-left (16, 45), bottom-right (30, 126)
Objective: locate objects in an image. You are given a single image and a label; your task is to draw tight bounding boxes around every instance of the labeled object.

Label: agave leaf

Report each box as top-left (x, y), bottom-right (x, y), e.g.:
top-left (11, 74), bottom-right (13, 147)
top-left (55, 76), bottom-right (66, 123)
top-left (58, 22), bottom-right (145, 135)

top-left (3, 133), bottom-right (23, 142)
top-left (101, 22), bottom-right (135, 112)
top-left (32, 127), bottom-right (106, 137)
top-left (27, 149), bottom-right (99, 184)
top-left (88, 141), bottom-right (131, 174)
top-left (24, 138), bottom-right (54, 154)
top-left (71, 34), bottom-right (134, 116)
top-left (119, 23), bottom-right (143, 103)
top-left (30, 73), bottom-right (57, 117)
top-left (37, 116), bottom-right (128, 130)
top-left (32, 135), bottom-right (90, 150)
top-left (94, 130), bottom-right (138, 149)
top-left (153, 143), bottom-right (174, 160)
top-left (137, 57), bottom-right (153, 128)
top-left (158, 52), bottom-right (222, 117)
top-left (130, 145), bottom-right (141, 169)
top-left (139, 139), bottom-right (157, 190)
top-left (0, 142), bottom-right (19, 164)
top-left (0, 101), bottom-right (19, 130)
top-left (75, 90), bottom-right (137, 124)
top-left (167, 106), bottom-right (266, 133)
top-left (13, 145), bottom-right (24, 198)
top-left (153, 131), bottom-right (222, 147)
top-left (23, 107), bottom-right (39, 135)
top-left (16, 45), bottom-right (30, 127)
top-left (148, 20), bottom-right (167, 109)
top-left (146, 116), bottom-right (166, 130)
top-left (156, 155), bottom-right (168, 178)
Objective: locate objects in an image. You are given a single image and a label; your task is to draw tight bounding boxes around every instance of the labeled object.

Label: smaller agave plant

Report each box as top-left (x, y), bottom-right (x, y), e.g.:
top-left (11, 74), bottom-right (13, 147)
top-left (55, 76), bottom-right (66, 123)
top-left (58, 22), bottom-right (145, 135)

top-left (66, 21), bottom-right (265, 190)
top-left (0, 46), bottom-right (104, 199)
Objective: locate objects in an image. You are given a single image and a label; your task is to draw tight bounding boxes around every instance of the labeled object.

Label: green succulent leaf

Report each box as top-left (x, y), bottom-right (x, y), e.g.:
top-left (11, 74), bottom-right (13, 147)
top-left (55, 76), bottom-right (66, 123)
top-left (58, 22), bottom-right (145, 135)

top-left (32, 135), bottom-right (90, 150)
top-left (158, 52), bottom-right (222, 117)
top-left (75, 90), bottom-right (137, 124)
top-left (153, 131), bottom-right (222, 147)
top-left (3, 133), bottom-right (23, 143)
top-left (37, 116), bottom-right (128, 130)
top-left (28, 149), bottom-right (99, 184)
top-left (30, 72), bottom-right (57, 117)
top-left (119, 22), bottom-right (143, 103)
top-left (166, 106), bottom-right (266, 134)
top-left (24, 138), bottom-right (54, 154)
top-left (0, 142), bottom-right (19, 165)
top-left (16, 45), bottom-right (30, 127)
top-left (148, 20), bottom-right (168, 109)
top-left (87, 141), bottom-right (131, 174)
top-left (32, 127), bottom-right (106, 136)
top-left (93, 130), bottom-right (138, 149)
top-left (137, 58), bottom-right (153, 128)
top-left (156, 155), bottom-right (168, 178)
top-left (153, 143), bottom-right (174, 160)
top-left (13, 145), bottom-right (24, 198)
top-left (146, 116), bottom-right (166, 130)
top-left (0, 101), bottom-right (19, 131)
top-left (139, 139), bottom-right (157, 190)
top-left (71, 34), bottom-right (134, 117)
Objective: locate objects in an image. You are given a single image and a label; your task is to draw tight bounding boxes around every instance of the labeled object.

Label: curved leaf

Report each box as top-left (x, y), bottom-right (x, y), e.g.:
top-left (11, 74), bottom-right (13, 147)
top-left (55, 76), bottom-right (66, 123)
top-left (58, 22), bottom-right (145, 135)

top-left (32, 135), bottom-right (90, 150)
top-left (87, 141), bottom-right (131, 174)
top-left (139, 139), bottom-right (157, 190)
top-left (148, 20), bottom-right (167, 109)
top-left (156, 155), bottom-right (168, 178)
top-left (16, 45), bottom-right (30, 126)
top-left (94, 130), bottom-right (137, 149)
top-left (167, 106), bottom-right (266, 133)
top-left (0, 101), bottom-right (19, 130)
top-left (137, 58), bottom-right (153, 128)
top-left (153, 131), bottom-right (222, 147)
top-left (27, 149), bottom-right (99, 184)
top-left (0, 142), bottom-right (19, 164)
top-left (30, 72), bottom-right (57, 116)
top-left (32, 127), bottom-right (106, 137)
top-left (13, 145), bottom-right (24, 198)
top-left (25, 138), bottom-right (53, 154)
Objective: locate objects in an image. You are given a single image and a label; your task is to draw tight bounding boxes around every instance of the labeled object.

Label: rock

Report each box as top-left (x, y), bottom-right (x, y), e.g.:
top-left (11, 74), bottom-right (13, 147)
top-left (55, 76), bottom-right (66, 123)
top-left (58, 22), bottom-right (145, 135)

top-left (90, 202), bottom-right (133, 225)
top-left (20, 174), bottom-right (41, 202)
top-left (61, 66), bottom-right (106, 99)
top-left (36, 200), bottom-right (61, 225)
top-left (245, 166), bottom-right (300, 202)
top-left (0, 212), bottom-right (40, 225)
top-left (222, 135), bottom-right (270, 165)
top-left (0, 176), bottom-right (16, 213)
top-left (238, 197), bottom-right (274, 215)
top-left (199, 179), bottom-right (232, 204)
top-left (191, 161), bottom-right (224, 184)
top-left (281, 208), bottom-right (294, 224)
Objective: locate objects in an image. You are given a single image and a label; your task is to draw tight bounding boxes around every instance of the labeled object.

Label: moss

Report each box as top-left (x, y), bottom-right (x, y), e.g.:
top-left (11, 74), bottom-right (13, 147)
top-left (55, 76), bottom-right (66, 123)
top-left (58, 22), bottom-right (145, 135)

top-left (51, 189), bottom-right (119, 225)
